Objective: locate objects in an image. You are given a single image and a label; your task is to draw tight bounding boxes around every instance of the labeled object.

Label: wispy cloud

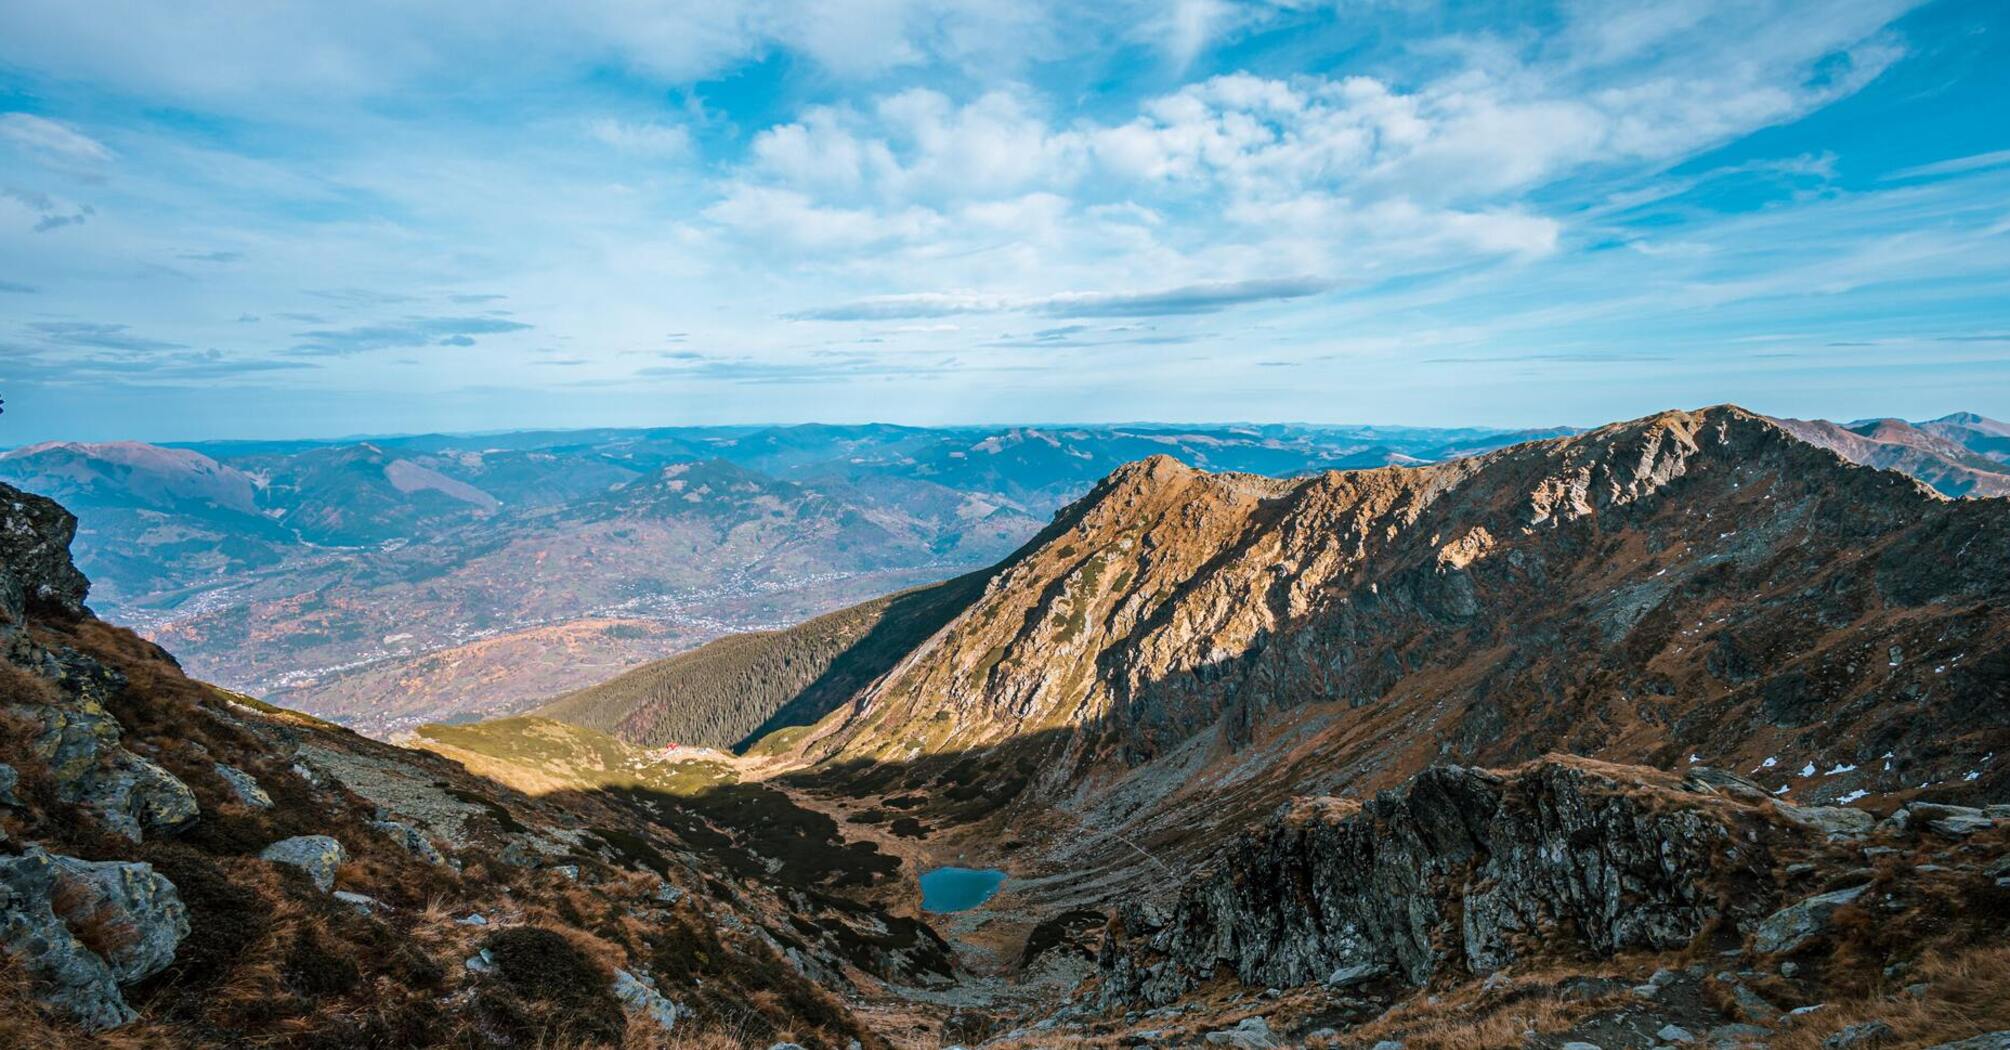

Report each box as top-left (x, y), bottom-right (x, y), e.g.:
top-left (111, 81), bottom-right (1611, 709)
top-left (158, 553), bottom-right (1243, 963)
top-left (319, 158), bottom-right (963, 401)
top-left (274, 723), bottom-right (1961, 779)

top-left (791, 276), bottom-right (1332, 321)
top-left (0, 112), bottom-right (113, 169)
top-left (1885, 149), bottom-right (2010, 181)
top-left (289, 316), bottom-right (534, 355)
top-left (27, 321), bottom-right (187, 353)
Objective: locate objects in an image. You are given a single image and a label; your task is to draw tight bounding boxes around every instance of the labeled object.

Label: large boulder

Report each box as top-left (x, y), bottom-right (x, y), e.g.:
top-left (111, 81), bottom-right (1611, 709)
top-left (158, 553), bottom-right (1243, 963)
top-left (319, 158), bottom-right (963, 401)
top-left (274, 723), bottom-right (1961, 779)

top-left (1752, 883), bottom-right (1870, 955)
top-left (8, 695), bottom-right (200, 842)
top-left (0, 847), bottom-right (188, 1029)
top-left (261, 835), bottom-right (347, 892)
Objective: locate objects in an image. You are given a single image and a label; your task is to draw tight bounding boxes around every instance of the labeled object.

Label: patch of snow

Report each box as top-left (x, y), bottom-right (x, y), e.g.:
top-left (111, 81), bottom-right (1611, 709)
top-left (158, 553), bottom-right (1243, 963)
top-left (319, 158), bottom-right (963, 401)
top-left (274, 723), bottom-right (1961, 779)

top-left (1824, 764), bottom-right (1856, 776)
top-left (1798, 762), bottom-right (1816, 778)
top-left (1837, 790), bottom-right (1870, 804)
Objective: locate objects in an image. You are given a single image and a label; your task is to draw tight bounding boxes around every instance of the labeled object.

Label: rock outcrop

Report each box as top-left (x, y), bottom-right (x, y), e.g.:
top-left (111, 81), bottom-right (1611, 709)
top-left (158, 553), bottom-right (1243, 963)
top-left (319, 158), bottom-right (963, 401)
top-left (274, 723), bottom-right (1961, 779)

top-left (1099, 759), bottom-right (1801, 1005)
top-left (0, 483), bottom-right (89, 622)
top-left (0, 846), bottom-right (188, 1029)
top-left (7, 676), bottom-right (201, 841)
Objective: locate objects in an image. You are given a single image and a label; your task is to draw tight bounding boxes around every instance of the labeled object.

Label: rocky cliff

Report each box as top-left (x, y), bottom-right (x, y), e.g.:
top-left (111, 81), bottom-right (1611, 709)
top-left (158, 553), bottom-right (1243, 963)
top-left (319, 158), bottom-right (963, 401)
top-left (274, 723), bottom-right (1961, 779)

top-left (1098, 758), bottom-right (1802, 1004)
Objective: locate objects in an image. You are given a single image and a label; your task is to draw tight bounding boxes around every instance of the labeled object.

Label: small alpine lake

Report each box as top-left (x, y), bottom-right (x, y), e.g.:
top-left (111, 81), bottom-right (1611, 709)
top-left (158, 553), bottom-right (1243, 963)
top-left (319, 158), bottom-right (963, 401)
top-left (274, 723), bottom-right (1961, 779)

top-left (918, 866), bottom-right (1006, 913)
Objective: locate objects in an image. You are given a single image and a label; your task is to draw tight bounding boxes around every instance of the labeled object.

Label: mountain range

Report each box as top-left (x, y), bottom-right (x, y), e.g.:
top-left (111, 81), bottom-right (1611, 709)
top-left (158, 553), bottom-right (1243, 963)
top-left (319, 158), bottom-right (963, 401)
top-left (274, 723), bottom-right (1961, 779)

top-left (3, 413), bottom-right (2004, 740)
top-left (0, 422), bottom-right (1576, 734)
top-left (2, 405), bottom-right (2008, 1048)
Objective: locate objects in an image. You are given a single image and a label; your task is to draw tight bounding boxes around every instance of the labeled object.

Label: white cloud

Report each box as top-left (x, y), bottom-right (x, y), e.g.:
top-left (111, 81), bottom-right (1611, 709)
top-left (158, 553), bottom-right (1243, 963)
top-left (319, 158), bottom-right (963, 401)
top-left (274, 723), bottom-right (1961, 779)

top-left (0, 113), bottom-right (115, 167)
top-left (587, 118), bottom-right (690, 157)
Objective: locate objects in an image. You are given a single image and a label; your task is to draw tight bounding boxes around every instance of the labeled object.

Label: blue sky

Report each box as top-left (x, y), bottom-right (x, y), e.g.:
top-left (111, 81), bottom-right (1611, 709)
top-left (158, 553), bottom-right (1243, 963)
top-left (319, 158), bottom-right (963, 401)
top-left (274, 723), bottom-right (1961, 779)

top-left (1, 0), bottom-right (2006, 442)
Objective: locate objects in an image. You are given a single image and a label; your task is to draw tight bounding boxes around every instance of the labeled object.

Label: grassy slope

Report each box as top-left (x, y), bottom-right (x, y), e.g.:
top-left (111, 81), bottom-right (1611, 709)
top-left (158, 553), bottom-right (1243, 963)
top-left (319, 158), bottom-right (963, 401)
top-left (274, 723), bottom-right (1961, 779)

top-left (536, 570), bottom-right (988, 752)
top-left (412, 716), bottom-right (735, 797)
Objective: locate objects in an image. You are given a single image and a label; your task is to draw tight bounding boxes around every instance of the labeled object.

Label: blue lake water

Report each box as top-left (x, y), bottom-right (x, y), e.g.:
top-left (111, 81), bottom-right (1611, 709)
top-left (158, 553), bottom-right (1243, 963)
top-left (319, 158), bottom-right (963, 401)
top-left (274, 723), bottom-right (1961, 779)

top-left (919, 867), bottom-right (1006, 913)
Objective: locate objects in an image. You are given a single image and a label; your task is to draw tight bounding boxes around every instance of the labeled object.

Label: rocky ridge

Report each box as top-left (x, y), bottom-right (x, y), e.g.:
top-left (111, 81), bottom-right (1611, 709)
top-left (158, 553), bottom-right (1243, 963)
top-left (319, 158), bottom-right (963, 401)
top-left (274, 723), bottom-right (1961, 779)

top-left (797, 407), bottom-right (2008, 814)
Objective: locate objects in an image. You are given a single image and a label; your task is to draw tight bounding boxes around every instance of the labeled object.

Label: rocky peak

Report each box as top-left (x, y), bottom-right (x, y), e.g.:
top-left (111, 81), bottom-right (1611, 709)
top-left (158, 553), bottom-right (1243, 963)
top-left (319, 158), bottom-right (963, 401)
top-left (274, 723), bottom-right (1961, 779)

top-left (803, 404), bottom-right (2006, 807)
top-left (0, 481), bottom-right (89, 623)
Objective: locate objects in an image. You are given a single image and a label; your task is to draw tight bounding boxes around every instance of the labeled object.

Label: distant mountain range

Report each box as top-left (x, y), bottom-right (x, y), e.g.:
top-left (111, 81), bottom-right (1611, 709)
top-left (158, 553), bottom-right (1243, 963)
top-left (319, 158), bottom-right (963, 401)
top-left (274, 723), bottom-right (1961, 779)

top-left (0, 421), bottom-right (1571, 733)
top-left (1, 413), bottom-right (2002, 734)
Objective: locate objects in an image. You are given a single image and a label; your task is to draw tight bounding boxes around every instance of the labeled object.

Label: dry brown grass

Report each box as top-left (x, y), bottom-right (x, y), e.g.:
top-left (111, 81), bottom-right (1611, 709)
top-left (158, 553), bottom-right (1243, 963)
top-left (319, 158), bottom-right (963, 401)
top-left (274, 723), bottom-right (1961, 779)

top-left (1767, 945), bottom-right (2010, 1049)
top-left (0, 657), bottom-right (63, 704)
top-left (50, 874), bottom-right (141, 960)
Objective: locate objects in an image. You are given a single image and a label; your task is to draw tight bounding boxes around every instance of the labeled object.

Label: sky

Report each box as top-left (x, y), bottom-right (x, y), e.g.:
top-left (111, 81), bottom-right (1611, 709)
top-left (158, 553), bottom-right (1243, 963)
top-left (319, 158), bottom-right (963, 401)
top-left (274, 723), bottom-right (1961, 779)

top-left (1, 0), bottom-right (2007, 442)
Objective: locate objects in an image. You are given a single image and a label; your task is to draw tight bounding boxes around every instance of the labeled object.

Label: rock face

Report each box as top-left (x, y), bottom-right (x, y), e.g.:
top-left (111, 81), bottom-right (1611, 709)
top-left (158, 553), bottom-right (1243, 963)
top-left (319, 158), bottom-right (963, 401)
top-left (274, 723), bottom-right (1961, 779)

top-left (261, 835), bottom-right (348, 892)
top-left (1099, 759), bottom-right (1798, 1006)
top-left (0, 847), bottom-right (189, 1029)
top-left (0, 482), bottom-right (90, 622)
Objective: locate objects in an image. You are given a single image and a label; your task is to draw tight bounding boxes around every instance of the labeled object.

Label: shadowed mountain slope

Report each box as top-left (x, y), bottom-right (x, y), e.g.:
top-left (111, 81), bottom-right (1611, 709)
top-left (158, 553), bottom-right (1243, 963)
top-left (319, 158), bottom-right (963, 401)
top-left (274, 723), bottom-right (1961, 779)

top-left (536, 570), bottom-right (988, 752)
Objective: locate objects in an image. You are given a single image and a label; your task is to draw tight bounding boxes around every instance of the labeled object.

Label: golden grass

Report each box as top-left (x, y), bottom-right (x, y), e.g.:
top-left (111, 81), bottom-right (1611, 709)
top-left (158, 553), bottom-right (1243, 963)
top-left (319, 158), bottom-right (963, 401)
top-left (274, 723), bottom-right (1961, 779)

top-left (1767, 945), bottom-right (2010, 1049)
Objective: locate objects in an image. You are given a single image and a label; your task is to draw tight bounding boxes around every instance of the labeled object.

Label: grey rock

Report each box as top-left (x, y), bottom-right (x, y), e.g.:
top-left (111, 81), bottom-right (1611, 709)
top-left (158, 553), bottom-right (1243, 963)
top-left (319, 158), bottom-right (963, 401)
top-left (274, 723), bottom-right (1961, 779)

top-left (1326, 960), bottom-right (1383, 987)
top-left (613, 967), bottom-right (681, 1032)
top-left (1752, 884), bottom-right (1869, 954)
top-left (1303, 1028), bottom-right (1339, 1043)
top-left (1370, 1042), bottom-right (1405, 1050)
top-left (1203, 1016), bottom-right (1278, 1049)
top-left (456, 913), bottom-right (490, 926)
top-left (1929, 814), bottom-right (1995, 837)
top-left (10, 697), bottom-right (200, 841)
top-left (1562, 1044), bottom-right (1604, 1050)
top-left (0, 846), bottom-right (188, 1029)
top-left (1707, 1023), bottom-right (1774, 1046)
top-left (1903, 803), bottom-right (1993, 837)
top-left (768, 1044), bottom-right (808, 1050)
top-left (1659, 1025), bottom-right (1697, 1043)
top-left (0, 761), bottom-right (20, 806)
top-left (1683, 767), bottom-right (1772, 803)
top-left (1776, 803), bottom-right (1875, 839)
top-left (260, 835), bottom-right (346, 892)
top-left (332, 890), bottom-right (381, 914)
top-left (1825, 1021), bottom-right (1895, 1049)
top-left (1729, 982), bottom-right (1781, 1022)
top-left (370, 819), bottom-right (445, 866)
top-left (465, 948), bottom-right (497, 974)
top-left (215, 763), bottom-right (273, 808)
top-left (1919, 1034), bottom-right (2010, 1050)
